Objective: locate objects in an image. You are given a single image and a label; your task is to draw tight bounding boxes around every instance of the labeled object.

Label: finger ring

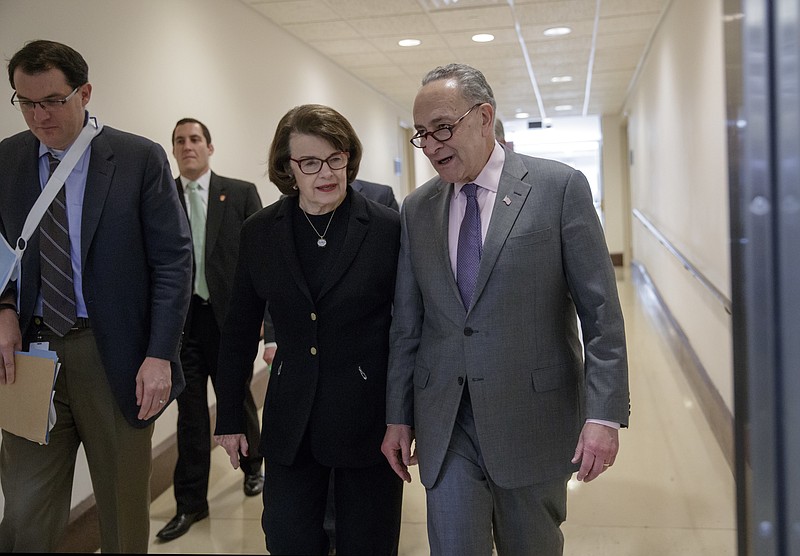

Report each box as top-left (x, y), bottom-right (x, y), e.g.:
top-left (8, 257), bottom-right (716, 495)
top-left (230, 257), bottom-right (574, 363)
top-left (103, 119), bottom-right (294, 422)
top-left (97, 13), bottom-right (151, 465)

top-left (603, 463), bottom-right (611, 467)
top-left (158, 400), bottom-right (165, 404)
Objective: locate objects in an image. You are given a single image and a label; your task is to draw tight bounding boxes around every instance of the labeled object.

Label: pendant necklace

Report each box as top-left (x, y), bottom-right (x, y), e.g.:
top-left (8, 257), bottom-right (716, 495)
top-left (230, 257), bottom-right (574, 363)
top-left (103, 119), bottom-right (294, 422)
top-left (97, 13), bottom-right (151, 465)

top-left (302, 207), bottom-right (336, 247)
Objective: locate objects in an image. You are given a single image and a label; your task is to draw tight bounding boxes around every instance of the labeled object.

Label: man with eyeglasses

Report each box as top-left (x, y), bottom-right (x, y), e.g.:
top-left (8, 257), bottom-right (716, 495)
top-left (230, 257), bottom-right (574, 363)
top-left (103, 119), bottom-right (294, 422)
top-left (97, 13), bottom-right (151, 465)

top-left (155, 118), bottom-right (264, 543)
top-left (0, 40), bottom-right (192, 552)
top-left (381, 63), bottom-right (629, 555)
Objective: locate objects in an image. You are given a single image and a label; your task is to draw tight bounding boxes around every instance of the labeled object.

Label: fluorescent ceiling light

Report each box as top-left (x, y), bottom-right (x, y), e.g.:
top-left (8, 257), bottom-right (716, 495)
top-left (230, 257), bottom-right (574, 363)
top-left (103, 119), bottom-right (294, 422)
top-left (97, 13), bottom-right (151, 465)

top-left (554, 104), bottom-right (573, 111)
top-left (514, 112), bottom-right (529, 119)
top-left (472, 34), bottom-right (494, 43)
top-left (550, 75), bottom-right (573, 83)
top-left (398, 39), bottom-right (421, 47)
top-left (544, 26), bottom-right (572, 37)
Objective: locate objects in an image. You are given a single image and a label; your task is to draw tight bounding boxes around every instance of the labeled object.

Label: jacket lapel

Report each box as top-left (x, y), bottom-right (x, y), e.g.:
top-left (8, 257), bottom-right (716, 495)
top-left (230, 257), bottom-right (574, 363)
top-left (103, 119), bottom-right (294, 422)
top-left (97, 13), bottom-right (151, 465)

top-left (206, 172), bottom-right (224, 258)
top-left (275, 197), bottom-right (314, 303)
top-left (15, 135), bottom-right (42, 279)
top-left (469, 150), bottom-right (531, 310)
top-left (427, 180), bottom-right (462, 306)
top-left (316, 188), bottom-right (369, 302)
top-left (81, 129), bottom-right (114, 267)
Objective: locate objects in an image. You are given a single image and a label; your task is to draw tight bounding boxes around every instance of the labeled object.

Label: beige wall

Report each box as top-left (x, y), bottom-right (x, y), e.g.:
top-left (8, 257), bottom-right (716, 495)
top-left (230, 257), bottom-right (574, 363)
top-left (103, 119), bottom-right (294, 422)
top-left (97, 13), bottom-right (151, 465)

top-left (0, 0), bottom-right (415, 203)
top-left (625, 0), bottom-right (733, 410)
top-left (0, 0), bottom-right (416, 518)
top-left (601, 114), bottom-right (631, 262)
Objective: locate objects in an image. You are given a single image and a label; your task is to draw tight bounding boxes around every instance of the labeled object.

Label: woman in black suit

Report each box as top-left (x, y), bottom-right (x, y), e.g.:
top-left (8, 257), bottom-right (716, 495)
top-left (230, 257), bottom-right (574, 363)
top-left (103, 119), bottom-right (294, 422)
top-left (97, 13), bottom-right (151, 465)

top-left (214, 104), bottom-right (403, 555)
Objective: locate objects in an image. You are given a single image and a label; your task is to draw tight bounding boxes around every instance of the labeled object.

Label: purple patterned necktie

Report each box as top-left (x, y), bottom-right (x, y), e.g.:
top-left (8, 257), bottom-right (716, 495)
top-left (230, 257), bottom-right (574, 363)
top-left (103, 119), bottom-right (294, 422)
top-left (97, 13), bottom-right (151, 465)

top-left (40, 153), bottom-right (77, 335)
top-left (457, 182), bottom-right (482, 309)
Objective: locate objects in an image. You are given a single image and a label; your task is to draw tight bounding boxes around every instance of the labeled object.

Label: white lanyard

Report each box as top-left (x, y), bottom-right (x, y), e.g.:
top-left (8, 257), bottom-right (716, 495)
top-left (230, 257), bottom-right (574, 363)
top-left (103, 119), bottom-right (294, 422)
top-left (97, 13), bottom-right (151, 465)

top-left (0, 116), bottom-right (103, 306)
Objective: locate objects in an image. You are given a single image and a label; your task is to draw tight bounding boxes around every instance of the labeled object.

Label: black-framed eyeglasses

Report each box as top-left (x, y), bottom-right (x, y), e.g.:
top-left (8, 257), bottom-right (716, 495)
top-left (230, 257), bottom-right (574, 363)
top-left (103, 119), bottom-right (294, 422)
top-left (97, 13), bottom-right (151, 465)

top-left (410, 103), bottom-right (484, 148)
top-left (10, 87), bottom-right (80, 113)
top-left (290, 151), bottom-right (349, 175)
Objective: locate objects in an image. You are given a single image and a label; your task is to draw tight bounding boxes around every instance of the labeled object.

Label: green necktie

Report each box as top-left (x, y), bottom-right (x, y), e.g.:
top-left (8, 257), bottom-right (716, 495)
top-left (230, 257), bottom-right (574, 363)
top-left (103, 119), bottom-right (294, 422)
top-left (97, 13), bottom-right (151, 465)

top-left (187, 181), bottom-right (210, 300)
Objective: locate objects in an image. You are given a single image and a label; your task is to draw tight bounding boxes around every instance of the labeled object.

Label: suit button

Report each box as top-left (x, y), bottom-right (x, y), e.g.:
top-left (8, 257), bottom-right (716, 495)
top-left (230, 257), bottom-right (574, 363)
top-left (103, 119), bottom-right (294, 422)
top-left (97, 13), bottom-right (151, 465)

top-left (310, 347), bottom-right (317, 355)
top-left (458, 377), bottom-right (464, 385)
top-left (464, 327), bottom-right (473, 336)
top-left (310, 312), bottom-right (317, 321)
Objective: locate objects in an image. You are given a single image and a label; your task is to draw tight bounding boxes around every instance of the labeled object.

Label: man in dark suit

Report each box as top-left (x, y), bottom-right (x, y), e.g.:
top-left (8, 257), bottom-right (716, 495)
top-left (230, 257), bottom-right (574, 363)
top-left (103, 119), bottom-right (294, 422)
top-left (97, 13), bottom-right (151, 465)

top-left (352, 178), bottom-right (399, 211)
top-left (155, 118), bottom-right (264, 542)
top-left (382, 63), bottom-right (629, 555)
top-left (0, 40), bottom-right (192, 553)
top-left (261, 178), bottom-right (397, 366)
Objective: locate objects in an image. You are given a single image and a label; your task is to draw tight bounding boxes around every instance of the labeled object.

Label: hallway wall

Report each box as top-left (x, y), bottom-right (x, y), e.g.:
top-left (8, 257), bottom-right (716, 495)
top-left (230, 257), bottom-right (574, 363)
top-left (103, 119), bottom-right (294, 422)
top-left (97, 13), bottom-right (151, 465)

top-left (0, 0), bottom-right (417, 521)
top-left (624, 0), bottom-right (733, 413)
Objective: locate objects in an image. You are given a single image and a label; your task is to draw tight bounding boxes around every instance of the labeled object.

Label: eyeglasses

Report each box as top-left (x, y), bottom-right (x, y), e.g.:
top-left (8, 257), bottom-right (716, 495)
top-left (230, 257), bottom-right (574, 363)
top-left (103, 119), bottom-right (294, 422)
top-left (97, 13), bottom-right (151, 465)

top-left (10, 87), bottom-right (80, 113)
top-left (290, 151), bottom-right (349, 175)
top-left (410, 103), bottom-right (484, 148)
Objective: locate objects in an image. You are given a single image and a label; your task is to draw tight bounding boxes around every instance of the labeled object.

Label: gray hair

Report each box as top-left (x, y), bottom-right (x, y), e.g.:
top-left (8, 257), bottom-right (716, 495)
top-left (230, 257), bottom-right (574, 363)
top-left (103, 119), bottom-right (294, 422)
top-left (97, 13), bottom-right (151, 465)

top-left (421, 63), bottom-right (496, 112)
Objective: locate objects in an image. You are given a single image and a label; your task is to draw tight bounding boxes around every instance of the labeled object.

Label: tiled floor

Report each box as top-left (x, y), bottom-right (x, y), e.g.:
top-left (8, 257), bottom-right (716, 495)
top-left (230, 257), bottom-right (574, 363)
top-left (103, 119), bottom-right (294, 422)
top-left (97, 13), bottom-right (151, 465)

top-left (148, 270), bottom-right (737, 555)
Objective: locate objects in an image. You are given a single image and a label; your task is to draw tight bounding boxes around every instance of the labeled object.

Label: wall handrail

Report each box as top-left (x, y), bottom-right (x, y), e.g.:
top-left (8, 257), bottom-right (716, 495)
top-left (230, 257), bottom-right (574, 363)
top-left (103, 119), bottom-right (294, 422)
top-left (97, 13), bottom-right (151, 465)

top-left (632, 208), bottom-right (732, 315)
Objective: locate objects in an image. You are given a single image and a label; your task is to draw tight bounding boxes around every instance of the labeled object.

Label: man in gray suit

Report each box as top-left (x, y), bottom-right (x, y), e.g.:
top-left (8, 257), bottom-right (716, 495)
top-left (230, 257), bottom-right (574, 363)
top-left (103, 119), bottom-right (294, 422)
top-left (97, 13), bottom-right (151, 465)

top-left (381, 63), bottom-right (629, 555)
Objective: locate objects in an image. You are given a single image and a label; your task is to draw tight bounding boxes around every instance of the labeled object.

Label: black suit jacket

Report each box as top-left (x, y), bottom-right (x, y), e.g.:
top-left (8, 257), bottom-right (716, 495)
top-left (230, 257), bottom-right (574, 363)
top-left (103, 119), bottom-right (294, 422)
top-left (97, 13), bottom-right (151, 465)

top-left (261, 179), bottom-right (398, 343)
top-left (215, 189), bottom-right (400, 467)
top-left (176, 172), bottom-right (262, 328)
top-left (0, 126), bottom-right (193, 427)
top-left (351, 179), bottom-right (398, 211)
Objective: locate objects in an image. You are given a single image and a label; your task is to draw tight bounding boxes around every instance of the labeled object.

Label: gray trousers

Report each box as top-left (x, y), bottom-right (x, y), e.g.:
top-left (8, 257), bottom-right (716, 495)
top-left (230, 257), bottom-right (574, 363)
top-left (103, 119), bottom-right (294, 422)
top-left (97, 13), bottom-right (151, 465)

top-left (0, 327), bottom-right (153, 553)
top-left (425, 387), bottom-right (570, 556)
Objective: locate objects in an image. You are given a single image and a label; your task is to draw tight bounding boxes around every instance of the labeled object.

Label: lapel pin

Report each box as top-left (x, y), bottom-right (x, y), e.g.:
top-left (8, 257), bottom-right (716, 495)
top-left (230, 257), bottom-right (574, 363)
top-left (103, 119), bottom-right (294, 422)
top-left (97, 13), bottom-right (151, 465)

top-left (503, 195), bottom-right (511, 206)
top-left (219, 194), bottom-right (226, 202)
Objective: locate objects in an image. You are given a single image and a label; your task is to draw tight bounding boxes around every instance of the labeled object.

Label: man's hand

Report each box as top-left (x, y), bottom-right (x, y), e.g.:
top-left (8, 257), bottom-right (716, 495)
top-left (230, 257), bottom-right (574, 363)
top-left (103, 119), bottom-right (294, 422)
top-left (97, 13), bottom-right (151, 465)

top-left (135, 356), bottom-right (172, 420)
top-left (0, 308), bottom-right (21, 385)
top-left (214, 434), bottom-right (249, 469)
top-left (381, 424), bottom-right (417, 482)
top-left (571, 421), bottom-right (619, 482)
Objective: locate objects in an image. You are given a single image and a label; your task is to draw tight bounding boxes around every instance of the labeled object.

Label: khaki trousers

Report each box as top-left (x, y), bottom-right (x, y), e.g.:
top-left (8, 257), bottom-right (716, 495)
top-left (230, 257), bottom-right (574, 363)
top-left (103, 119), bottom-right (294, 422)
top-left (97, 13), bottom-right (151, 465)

top-left (0, 327), bottom-right (154, 553)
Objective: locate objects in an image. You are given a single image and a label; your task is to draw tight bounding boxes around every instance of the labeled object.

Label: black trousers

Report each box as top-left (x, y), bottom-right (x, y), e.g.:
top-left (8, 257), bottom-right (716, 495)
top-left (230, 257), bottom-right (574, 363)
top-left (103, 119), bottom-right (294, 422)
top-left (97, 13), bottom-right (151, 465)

top-left (173, 296), bottom-right (262, 514)
top-left (263, 429), bottom-right (403, 556)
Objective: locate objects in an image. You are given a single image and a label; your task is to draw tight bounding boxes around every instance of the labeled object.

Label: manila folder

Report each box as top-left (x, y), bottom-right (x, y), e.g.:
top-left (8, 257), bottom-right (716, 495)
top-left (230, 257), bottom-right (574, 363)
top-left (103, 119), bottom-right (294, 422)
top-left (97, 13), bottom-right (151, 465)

top-left (0, 353), bottom-right (57, 444)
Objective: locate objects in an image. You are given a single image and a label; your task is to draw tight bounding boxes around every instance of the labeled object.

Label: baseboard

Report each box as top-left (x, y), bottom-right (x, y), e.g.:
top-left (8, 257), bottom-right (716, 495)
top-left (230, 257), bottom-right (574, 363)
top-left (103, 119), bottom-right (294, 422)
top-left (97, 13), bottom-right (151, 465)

top-left (631, 261), bottom-right (734, 471)
top-left (57, 366), bottom-right (270, 553)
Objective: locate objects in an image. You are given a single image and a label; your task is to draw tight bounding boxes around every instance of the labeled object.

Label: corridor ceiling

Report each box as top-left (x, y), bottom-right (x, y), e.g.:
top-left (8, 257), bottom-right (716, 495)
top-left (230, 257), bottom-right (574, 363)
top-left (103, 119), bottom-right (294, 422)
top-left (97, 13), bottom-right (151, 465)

top-left (242, 0), bottom-right (670, 122)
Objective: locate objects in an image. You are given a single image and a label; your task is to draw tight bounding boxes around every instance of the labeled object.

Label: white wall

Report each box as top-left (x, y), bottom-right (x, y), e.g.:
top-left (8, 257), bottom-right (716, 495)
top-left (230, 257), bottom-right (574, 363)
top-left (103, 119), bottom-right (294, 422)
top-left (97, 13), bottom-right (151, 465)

top-left (625, 0), bottom-right (733, 410)
top-left (0, 0), bottom-right (416, 519)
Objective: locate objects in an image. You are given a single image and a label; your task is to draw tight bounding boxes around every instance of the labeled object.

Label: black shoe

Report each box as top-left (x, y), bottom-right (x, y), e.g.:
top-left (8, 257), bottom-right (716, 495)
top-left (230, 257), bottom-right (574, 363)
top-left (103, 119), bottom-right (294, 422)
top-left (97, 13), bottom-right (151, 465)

top-left (244, 472), bottom-right (264, 496)
top-left (155, 509), bottom-right (209, 541)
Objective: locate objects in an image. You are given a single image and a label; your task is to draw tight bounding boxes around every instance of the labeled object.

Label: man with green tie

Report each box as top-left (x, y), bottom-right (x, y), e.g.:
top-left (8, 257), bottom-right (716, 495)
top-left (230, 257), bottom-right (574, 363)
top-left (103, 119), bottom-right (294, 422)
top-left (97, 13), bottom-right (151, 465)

top-left (156, 118), bottom-right (263, 542)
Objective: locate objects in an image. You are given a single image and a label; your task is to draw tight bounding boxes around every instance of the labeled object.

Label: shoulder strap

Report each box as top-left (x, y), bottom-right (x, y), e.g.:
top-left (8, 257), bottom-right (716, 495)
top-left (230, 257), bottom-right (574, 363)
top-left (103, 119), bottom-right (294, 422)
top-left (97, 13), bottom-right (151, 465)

top-left (1, 116), bottom-right (103, 306)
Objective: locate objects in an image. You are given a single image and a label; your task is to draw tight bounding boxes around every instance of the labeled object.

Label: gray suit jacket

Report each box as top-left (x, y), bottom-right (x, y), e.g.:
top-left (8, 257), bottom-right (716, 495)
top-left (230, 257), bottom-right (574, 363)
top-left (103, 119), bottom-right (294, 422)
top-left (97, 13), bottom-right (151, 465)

top-left (386, 147), bottom-right (629, 489)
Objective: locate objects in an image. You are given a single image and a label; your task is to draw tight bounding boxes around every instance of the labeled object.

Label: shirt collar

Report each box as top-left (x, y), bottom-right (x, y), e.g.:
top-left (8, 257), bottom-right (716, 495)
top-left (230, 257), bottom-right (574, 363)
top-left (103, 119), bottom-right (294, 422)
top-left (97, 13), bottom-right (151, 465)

top-left (454, 141), bottom-right (505, 196)
top-left (181, 169), bottom-right (211, 191)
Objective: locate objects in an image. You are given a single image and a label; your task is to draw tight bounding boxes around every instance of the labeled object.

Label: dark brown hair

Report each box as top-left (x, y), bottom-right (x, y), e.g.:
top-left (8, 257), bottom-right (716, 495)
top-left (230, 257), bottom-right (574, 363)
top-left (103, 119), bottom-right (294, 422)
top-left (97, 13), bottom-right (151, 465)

top-left (8, 40), bottom-right (88, 90)
top-left (268, 104), bottom-right (362, 196)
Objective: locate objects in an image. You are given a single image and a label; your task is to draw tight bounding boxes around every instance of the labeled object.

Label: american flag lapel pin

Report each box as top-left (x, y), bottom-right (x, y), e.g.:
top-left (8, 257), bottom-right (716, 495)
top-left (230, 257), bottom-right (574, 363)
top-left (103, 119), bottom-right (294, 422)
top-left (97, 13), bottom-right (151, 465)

top-left (503, 195), bottom-right (511, 206)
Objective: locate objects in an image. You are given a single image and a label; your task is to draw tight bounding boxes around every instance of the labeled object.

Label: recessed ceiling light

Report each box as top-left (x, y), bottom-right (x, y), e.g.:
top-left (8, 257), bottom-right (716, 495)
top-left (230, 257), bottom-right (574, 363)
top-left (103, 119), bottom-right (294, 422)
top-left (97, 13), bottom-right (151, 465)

top-left (398, 39), bottom-right (421, 47)
top-left (554, 104), bottom-right (573, 111)
top-left (514, 112), bottom-right (529, 119)
top-left (544, 26), bottom-right (572, 37)
top-left (550, 75), bottom-right (573, 83)
top-left (471, 33), bottom-right (495, 43)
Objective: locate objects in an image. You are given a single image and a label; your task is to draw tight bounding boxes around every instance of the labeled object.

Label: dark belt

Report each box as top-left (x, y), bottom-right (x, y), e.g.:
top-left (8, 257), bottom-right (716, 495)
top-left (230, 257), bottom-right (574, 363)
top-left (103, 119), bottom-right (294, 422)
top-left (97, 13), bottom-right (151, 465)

top-left (33, 316), bottom-right (92, 330)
